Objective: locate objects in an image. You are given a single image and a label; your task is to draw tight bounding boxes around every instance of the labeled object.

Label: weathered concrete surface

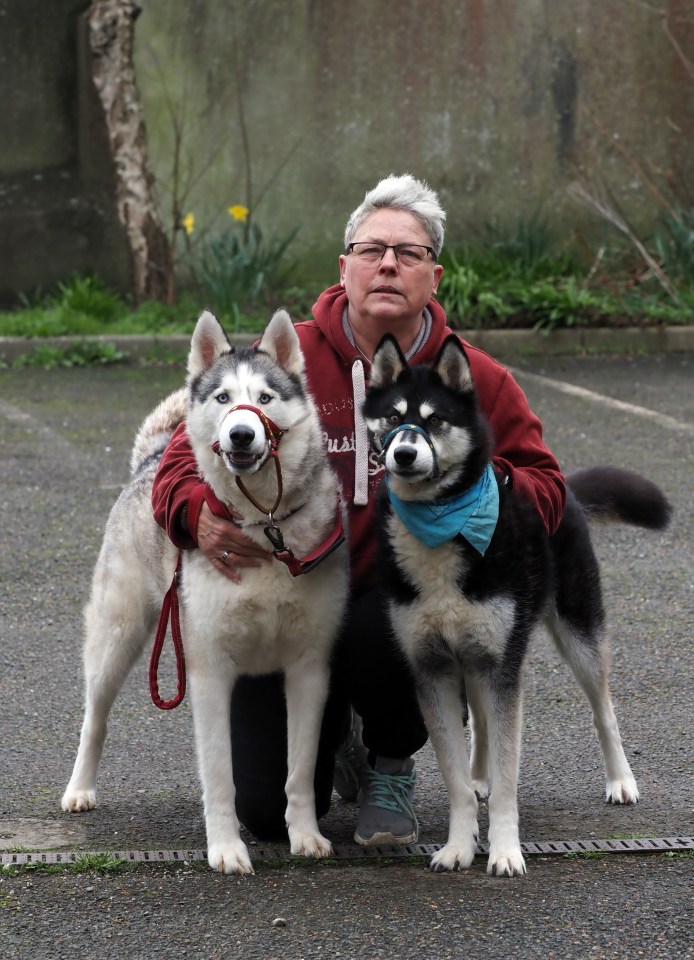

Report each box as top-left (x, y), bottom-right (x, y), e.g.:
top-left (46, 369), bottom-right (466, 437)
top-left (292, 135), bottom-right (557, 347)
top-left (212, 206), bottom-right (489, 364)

top-left (135, 0), bottom-right (694, 279)
top-left (2, 0), bottom-right (693, 299)
top-left (0, 0), bottom-right (130, 303)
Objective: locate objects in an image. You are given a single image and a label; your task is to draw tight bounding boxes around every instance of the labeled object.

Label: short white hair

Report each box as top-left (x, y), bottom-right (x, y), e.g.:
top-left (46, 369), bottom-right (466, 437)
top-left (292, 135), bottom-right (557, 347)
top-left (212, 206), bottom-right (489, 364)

top-left (344, 174), bottom-right (446, 257)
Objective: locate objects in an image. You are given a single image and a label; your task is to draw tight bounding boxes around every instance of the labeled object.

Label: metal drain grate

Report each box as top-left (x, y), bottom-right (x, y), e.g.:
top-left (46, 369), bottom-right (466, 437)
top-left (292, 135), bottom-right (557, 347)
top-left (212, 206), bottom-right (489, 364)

top-left (3, 836), bottom-right (693, 868)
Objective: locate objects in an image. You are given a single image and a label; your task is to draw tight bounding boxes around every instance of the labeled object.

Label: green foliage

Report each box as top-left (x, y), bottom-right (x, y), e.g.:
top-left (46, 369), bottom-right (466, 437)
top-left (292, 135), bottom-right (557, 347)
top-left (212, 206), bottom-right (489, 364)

top-left (49, 275), bottom-right (123, 322)
top-left (1, 208), bottom-right (693, 355)
top-left (481, 213), bottom-right (578, 278)
top-left (437, 212), bottom-right (694, 331)
top-left (197, 221), bottom-right (299, 328)
top-left (9, 341), bottom-right (126, 369)
top-left (70, 853), bottom-right (128, 874)
top-left (5, 275), bottom-right (126, 337)
top-left (652, 205), bottom-right (694, 282)
top-left (3, 853), bottom-right (128, 876)
top-left (563, 851), bottom-right (608, 860)
top-left (437, 246), bottom-right (612, 331)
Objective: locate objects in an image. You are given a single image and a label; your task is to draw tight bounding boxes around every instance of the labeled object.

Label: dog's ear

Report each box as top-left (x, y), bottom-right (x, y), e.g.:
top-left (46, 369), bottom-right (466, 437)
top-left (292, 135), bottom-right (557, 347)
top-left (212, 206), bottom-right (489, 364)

top-left (370, 334), bottom-right (407, 389)
top-left (434, 335), bottom-right (473, 391)
top-left (188, 310), bottom-right (232, 377)
top-left (258, 309), bottom-right (305, 378)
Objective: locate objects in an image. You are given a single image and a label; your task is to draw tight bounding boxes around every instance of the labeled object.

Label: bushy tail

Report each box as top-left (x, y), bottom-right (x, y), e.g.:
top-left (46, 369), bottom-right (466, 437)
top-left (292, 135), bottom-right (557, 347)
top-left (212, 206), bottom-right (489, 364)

top-left (566, 466), bottom-right (671, 530)
top-left (129, 388), bottom-right (187, 477)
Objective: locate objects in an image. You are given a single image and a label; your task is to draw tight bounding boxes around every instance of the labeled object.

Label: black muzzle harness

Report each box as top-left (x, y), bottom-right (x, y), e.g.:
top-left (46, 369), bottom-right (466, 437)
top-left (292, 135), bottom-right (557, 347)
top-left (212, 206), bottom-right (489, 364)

top-left (377, 422), bottom-right (440, 479)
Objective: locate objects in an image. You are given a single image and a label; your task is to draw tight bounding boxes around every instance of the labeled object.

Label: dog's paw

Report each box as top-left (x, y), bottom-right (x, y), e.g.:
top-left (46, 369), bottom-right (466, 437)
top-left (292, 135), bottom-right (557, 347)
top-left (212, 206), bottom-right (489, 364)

top-left (487, 847), bottom-right (526, 877)
top-left (606, 777), bottom-right (639, 805)
top-left (61, 788), bottom-right (96, 813)
top-left (429, 838), bottom-right (478, 873)
top-left (289, 829), bottom-right (333, 860)
top-left (207, 841), bottom-right (254, 875)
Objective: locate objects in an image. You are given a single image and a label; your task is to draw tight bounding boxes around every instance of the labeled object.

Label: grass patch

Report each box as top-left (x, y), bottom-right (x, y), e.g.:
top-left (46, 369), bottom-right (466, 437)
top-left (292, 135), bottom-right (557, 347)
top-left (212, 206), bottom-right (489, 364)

top-left (4, 853), bottom-right (131, 876)
top-left (563, 850), bottom-right (609, 861)
top-left (0, 275), bottom-right (304, 342)
top-left (4, 340), bottom-right (127, 370)
top-left (70, 853), bottom-right (130, 874)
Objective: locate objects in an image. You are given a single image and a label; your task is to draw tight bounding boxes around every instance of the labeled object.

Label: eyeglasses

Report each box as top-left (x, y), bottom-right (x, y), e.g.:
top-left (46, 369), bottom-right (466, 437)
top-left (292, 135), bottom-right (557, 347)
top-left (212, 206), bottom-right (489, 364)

top-left (346, 241), bottom-right (436, 266)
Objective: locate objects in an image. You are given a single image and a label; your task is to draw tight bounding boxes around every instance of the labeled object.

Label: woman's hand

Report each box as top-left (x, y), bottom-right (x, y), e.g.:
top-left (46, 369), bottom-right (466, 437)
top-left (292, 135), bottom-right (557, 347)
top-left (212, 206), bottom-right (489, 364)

top-left (196, 502), bottom-right (271, 583)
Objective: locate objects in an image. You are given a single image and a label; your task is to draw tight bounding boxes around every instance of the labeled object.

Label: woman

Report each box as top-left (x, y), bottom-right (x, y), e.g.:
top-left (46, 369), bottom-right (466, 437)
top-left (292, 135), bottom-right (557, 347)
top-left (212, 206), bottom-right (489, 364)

top-left (151, 174), bottom-right (565, 846)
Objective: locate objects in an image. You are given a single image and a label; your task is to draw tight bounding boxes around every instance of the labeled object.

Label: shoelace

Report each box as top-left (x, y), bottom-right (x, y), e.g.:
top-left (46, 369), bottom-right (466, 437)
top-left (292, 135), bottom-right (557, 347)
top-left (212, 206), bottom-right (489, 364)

top-left (364, 769), bottom-right (418, 822)
top-left (335, 739), bottom-right (360, 783)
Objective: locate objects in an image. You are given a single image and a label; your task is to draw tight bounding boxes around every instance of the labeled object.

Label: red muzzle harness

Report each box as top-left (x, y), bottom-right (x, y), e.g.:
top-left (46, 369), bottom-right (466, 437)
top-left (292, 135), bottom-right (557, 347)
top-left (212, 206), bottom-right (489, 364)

top-left (149, 404), bottom-right (345, 710)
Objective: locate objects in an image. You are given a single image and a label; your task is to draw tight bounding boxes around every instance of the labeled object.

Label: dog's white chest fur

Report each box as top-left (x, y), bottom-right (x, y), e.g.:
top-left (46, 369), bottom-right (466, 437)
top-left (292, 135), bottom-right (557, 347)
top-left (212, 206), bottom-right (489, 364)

top-left (181, 551), bottom-right (344, 676)
top-left (387, 513), bottom-right (515, 665)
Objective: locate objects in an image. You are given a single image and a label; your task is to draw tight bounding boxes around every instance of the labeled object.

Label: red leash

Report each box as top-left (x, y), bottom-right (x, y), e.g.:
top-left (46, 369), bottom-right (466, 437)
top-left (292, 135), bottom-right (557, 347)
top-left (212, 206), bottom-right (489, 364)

top-left (149, 554), bottom-right (186, 710)
top-left (148, 497), bottom-right (345, 711)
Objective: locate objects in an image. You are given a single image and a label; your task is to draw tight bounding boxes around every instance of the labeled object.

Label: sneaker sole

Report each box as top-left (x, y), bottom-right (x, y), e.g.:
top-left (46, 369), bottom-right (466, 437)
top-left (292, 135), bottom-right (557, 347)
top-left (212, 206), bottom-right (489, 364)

top-left (354, 828), bottom-right (418, 847)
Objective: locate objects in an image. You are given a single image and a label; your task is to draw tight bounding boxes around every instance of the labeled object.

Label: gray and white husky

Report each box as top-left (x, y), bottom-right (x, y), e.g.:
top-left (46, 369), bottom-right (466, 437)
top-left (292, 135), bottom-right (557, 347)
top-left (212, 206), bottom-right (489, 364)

top-left (62, 309), bottom-right (348, 874)
top-left (363, 334), bottom-right (671, 877)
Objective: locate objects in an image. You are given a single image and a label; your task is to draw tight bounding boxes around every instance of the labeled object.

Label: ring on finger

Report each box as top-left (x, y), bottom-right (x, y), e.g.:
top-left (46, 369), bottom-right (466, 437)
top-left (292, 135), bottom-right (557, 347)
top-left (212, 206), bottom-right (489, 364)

top-left (221, 550), bottom-right (230, 561)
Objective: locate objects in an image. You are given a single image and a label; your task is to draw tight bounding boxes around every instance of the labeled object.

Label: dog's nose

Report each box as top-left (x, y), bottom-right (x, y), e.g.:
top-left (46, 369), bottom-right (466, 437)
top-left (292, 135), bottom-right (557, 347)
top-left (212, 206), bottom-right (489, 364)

top-left (229, 425), bottom-right (256, 448)
top-left (393, 446), bottom-right (417, 466)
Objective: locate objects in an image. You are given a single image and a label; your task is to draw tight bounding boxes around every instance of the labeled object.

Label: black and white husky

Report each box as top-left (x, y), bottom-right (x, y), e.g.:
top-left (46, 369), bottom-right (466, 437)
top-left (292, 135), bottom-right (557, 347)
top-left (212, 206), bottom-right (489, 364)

top-left (62, 310), bottom-right (348, 874)
top-left (363, 334), bottom-right (670, 877)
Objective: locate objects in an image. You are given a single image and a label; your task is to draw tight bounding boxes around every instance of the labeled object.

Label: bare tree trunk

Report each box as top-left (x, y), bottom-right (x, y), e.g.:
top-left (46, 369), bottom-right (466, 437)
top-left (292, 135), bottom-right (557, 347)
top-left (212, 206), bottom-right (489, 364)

top-left (87, 0), bottom-right (173, 304)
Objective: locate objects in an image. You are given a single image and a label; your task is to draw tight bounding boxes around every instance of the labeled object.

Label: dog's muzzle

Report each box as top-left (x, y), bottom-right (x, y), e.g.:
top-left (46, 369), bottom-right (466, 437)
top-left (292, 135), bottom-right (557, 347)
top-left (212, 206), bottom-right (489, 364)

top-left (377, 423), bottom-right (440, 479)
top-left (212, 404), bottom-right (285, 471)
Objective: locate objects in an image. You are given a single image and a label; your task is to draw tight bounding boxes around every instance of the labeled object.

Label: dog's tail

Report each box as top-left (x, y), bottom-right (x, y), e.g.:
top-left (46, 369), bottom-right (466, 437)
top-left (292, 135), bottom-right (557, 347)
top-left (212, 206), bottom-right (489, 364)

top-left (566, 466), bottom-right (671, 530)
top-left (129, 388), bottom-right (187, 477)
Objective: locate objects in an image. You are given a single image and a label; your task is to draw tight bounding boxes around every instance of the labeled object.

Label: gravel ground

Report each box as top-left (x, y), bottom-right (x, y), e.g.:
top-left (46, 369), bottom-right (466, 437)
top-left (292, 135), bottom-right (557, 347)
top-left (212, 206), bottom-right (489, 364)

top-left (1, 350), bottom-right (692, 958)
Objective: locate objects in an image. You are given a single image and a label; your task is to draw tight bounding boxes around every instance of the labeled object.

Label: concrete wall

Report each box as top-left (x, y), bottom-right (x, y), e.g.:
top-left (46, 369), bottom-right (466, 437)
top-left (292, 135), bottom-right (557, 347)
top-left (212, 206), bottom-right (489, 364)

top-left (0, 0), bottom-right (691, 300)
top-left (0, 0), bottom-right (130, 304)
top-left (134, 0), bottom-right (694, 285)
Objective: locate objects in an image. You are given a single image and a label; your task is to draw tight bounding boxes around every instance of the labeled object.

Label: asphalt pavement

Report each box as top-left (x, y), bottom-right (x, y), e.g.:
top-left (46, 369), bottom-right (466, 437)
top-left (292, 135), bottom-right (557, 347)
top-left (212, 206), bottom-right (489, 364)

top-left (1, 341), bottom-right (692, 959)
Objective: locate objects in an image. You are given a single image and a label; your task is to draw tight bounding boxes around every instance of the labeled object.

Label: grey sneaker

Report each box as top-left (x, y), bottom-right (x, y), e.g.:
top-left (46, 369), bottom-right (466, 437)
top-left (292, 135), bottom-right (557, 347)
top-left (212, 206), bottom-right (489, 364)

top-left (333, 710), bottom-right (368, 802)
top-left (354, 756), bottom-right (419, 846)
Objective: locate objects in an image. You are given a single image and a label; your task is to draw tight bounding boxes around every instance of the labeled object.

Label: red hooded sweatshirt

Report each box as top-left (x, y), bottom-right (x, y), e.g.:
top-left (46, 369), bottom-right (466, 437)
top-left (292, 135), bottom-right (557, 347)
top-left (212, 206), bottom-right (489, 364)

top-left (151, 285), bottom-right (565, 596)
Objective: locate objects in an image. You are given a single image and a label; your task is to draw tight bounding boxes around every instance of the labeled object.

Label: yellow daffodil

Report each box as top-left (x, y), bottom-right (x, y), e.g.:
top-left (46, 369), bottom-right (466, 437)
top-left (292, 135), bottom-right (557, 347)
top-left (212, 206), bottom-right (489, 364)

top-left (228, 204), bottom-right (250, 223)
top-left (181, 212), bottom-right (195, 235)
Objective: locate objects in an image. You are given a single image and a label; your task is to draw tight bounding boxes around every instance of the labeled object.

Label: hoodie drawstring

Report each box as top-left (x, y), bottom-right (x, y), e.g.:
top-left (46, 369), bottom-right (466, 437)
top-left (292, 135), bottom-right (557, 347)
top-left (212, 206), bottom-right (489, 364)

top-left (351, 358), bottom-right (369, 506)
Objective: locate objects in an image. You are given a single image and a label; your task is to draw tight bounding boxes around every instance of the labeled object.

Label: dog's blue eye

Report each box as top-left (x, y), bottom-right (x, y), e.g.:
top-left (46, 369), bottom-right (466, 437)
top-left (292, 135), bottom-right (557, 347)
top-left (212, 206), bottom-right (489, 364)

top-left (388, 414), bottom-right (401, 425)
top-left (259, 393), bottom-right (272, 405)
top-left (216, 393), bottom-right (229, 404)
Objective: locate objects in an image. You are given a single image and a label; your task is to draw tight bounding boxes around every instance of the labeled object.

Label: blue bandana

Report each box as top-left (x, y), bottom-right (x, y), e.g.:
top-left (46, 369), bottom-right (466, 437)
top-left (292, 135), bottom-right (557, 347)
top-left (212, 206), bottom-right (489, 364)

top-left (386, 463), bottom-right (499, 554)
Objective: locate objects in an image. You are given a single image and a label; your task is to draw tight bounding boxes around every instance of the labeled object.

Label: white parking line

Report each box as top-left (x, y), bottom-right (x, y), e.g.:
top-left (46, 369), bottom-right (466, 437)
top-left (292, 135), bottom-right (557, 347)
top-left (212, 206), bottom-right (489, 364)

top-left (510, 368), bottom-right (694, 435)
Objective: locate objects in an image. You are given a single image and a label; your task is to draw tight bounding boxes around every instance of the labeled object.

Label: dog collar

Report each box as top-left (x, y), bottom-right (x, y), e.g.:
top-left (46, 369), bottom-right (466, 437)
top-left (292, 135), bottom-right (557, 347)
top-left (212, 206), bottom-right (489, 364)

top-left (378, 423), bottom-right (440, 479)
top-left (202, 482), bottom-right (345, 578)
top-left (266, 503), bottom-right (346, 576)
top-left (386, 463), bottom-right (499, 554)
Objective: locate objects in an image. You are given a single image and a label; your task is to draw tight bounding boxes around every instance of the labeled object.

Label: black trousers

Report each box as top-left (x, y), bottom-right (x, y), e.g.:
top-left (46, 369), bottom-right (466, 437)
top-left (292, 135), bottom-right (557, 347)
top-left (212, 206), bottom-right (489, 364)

top-left (230, 587), bottom-right (428, 839)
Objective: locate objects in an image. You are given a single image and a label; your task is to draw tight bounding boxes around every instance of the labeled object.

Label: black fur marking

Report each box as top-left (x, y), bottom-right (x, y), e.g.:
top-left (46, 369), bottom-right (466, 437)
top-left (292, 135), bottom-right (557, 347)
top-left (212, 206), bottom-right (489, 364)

top-left (190, 353), bottom-right (238, 404)
top-left (549, 492), bottom-right (605, 638)
top-left (133, 446), bottom-right (169, 479)
top-left (190, 346), bottom-right (306, 406)
top-left (413, 633), bottom-right (458, 676)
top-left (567, 466), bottom-right (672, 530)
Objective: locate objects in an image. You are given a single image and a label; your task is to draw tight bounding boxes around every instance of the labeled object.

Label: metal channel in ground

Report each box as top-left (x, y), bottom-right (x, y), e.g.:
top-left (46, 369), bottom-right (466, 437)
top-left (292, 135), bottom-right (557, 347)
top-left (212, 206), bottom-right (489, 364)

top-left (3, 836), bottom-right (693, 868)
